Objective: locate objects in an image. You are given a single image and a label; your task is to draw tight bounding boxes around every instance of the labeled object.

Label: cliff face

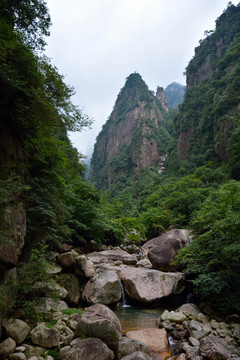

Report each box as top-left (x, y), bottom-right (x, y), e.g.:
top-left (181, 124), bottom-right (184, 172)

top-left (0, 121), bottom-right (26, 273)
top-left (90, 73), bottom-right (171, 189)
top-left (175, 3), bottom-right (240, 169)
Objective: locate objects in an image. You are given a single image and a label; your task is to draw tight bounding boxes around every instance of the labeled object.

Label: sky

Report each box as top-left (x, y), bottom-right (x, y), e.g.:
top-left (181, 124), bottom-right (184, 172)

top-left (45, 0), bottom-right (239, 161)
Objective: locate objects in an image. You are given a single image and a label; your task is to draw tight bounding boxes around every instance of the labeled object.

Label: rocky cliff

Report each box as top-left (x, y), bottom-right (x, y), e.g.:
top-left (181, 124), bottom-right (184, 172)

top-left (175, 3), bottom-right (240, 174)
top-left (90, 73), bottom-right (171, 189)
top-left (164, 83), bottom-right (186, 109)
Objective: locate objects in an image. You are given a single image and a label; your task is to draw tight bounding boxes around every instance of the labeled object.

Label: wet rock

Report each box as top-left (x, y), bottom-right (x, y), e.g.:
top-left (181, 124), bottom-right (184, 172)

top-left (117, 338), bottom-right (149, 360)
top-left (119, 267), bottom-right (185, 305)
top-left (126, 328), bottom-right (171, 360)
top-left (75, 304), bottom-right (122, 349)
top-left (31, 323), bottom-right (60, 348)
top-left (2, 318), bottom-right (30, 344)
top-left (143, 229), bottom-right (191, 271)
top-left (0, 337), bottom-right (16, 359)
top-left (82, 271), bottom-right (122, 305)
top-left (59, 338), bottom-right (114, 360)
top-left (199, 335), bottom-right (231, 359)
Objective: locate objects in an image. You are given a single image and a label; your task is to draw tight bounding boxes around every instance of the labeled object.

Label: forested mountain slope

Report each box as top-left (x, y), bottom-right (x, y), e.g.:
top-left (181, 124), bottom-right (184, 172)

top-left (174, 3), bottom-right (240, 177)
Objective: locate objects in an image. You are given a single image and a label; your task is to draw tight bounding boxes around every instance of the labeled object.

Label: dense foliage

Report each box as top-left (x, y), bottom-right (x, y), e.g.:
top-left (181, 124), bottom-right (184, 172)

top-left (177, 180), bottom-right (240, 312)
top-left (0, 1), bottom-right (124, 259)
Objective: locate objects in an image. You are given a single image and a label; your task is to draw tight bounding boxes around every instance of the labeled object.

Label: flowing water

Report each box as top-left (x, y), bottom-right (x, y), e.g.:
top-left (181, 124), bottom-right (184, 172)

top-left (114, 305), bottom-right (165, 333)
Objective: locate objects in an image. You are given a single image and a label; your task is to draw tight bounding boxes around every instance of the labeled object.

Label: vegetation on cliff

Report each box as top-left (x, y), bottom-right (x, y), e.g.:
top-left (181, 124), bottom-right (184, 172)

top-left (0, 0), bottom-right (124, 312)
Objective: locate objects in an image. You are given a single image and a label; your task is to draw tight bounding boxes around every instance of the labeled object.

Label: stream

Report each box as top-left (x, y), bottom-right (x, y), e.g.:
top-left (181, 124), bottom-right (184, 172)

top-left (114, 306), bottom-right (164, 333)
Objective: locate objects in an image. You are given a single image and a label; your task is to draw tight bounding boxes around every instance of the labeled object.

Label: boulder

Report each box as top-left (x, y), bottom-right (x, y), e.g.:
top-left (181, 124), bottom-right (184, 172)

top-left (120, 351), bottom-right (152, 360)
top-left (166, 311), bottom-right (187, 323)
top-left (178, 303), bottom-right (200, 318)
top-left (199, 335), bottom-right (231, 359)
top-left (117, 338), bottom-right (149, 360)
top-left (2, 319), bottom-right (30, 344)
top-left (56, 252), bottom-right (74, 268)
top-left (119, 267), bottom-right (185, 304)
top-left (233, 323), bottom-right (240, 341)
top-left (88, 250), bottom-right (137, 266)
top-left (22, 344), bottom-right (46, 359)
top-left (37, 298), bottom-right (68, 312)
top-left (47, 264), bottom-right (62, 275)
top-left (126, 328), bottom-right (171, 360)
top-left (59, 273), bottom-right (81, 305)
top-left (75, 304), bottom-right (122, 349)
top-left (32, 281), bottom-right (68, 299)
top-left (9, 353), bottom-right (26, 360)
top-left (59, 338), bottom-right (114, 360)
top-left (74, 255), bottom-right (96, 279)
top-left (82, 271), bottom-right (122, 305)
top-left (143, 229), bottom-right (191, 271)
top-left (30, 323), bottom-right (60, 348)
top-left (175, 355), bottom-right (186, 360)
top-left (136, 259), bottom-right (152, 269)
top-left (0, 337), bottom-right (16, 359)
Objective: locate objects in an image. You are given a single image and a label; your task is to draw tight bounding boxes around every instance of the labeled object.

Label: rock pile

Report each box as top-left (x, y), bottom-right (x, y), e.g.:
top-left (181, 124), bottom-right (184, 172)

top-left (158, 303), bottom-right (240, 359)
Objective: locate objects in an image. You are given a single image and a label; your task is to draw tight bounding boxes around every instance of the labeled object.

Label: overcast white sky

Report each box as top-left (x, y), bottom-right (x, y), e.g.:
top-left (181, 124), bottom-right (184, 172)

top-left (45, 0), bottom-right (239, 160)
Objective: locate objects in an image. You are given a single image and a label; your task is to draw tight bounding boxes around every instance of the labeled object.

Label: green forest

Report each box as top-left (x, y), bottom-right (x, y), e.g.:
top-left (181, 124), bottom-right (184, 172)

top-left (0, 0), bottom-right (240, 320)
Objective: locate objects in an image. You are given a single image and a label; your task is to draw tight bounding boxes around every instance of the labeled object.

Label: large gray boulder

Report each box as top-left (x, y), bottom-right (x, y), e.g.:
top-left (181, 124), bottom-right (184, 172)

top-left (143, 229), bottom-right (191, 271)
top-left (59, 338), bottom-right (114, 360)
top-left (30, 323), bottom-right (60, 348)
top-left (82, 271), bottom-right (122, 305)
top-left (199, 335), bottom-right (231, 359)
top-left (2, 318), bottom-right (30, 344)
top-left (119, 267), bottom-right (185, 304)
top-left (88, 250), bottom-right (137, 266)
top-left (0, 338), bottom-right (16, 359)
top-left (75, 304), bottom-right (122, 349)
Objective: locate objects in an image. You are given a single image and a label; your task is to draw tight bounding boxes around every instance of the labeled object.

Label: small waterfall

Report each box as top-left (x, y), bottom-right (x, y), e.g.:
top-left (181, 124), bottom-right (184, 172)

top-left (121, 283), bottom-right (131, 308)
